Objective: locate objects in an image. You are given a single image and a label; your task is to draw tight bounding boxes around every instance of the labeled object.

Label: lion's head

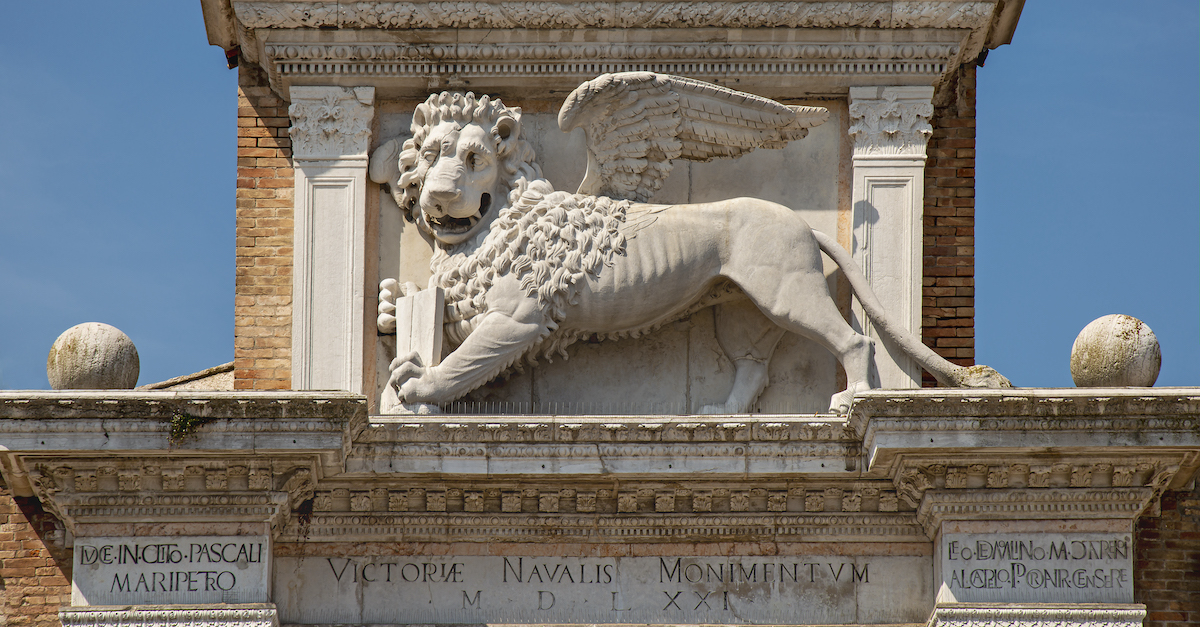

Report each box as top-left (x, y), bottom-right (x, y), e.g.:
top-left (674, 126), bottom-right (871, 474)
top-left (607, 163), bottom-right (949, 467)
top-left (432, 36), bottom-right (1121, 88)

top-left (370, 92), bottom-right (542, 246)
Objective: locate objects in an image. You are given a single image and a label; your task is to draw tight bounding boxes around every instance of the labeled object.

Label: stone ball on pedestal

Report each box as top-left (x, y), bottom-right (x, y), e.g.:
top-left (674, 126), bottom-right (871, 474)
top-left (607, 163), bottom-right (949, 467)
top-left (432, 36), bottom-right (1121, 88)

top-left (1070, 314), bottom-right (1160, 387)
top-left (46, 323), bottom-right (140, 389)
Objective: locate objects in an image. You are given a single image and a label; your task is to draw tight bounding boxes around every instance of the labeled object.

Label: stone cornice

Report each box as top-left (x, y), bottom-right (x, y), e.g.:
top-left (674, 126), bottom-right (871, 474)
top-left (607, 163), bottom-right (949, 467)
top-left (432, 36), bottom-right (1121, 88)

top-left (849, 388), bottom-right (1200, 481)
top-left (0, 391), bottom-right (363, 451)
top-left (927, 603), bottom-right (1147, 627)
top-left (0, 389), bottom-right (365, 415)
top-left (232, 1), bottom-right (997, 31)
top-left (256, 35), bottom-right (964, 99)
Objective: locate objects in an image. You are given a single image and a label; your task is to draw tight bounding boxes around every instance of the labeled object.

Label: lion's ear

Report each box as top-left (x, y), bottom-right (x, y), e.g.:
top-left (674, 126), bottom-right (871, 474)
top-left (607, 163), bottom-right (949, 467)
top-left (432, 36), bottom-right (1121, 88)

top-left (369, 138), bottom-right (402, 185)
top-left (494, 114), bottom-right (520, 156)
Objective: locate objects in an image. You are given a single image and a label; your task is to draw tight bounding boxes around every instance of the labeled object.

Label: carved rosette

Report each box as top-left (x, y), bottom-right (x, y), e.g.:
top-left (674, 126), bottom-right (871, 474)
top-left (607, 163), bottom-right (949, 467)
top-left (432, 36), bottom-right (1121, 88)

top-left (288, 86), bottom-right (375, 160)
top-left (848, 86), bottom-right (935, 158)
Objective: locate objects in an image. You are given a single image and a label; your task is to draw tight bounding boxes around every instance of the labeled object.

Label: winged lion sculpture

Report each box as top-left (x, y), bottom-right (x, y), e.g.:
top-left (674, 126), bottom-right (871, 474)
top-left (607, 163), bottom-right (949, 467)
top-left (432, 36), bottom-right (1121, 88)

top-left (369, 72), bottom-right (1010, 414)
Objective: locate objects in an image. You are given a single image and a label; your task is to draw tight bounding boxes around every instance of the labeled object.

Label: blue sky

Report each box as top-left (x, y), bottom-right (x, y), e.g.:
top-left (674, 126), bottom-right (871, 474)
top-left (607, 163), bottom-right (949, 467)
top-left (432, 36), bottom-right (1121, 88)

top-left (0, 1), bottom-right (1196, 390)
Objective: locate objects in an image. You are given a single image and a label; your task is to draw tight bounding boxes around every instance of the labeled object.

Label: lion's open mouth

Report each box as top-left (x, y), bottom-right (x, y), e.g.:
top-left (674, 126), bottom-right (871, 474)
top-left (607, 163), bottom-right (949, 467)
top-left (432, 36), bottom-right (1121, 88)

top-left (427, 194), bottom-right (492, 234)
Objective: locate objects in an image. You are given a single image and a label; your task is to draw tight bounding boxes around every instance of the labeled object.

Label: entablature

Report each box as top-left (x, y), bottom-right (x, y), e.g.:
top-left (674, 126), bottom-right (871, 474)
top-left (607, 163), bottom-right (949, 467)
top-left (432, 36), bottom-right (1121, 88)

top-left (200, 0), bottom-right (1022, 99)
top-left (2, 388), bottom-right (1195, 544)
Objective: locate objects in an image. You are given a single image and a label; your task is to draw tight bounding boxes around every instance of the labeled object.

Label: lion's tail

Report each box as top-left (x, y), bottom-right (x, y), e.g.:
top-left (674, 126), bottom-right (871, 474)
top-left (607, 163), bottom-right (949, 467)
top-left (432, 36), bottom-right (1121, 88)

top-left (812, 230), bottom-right (1011, 389)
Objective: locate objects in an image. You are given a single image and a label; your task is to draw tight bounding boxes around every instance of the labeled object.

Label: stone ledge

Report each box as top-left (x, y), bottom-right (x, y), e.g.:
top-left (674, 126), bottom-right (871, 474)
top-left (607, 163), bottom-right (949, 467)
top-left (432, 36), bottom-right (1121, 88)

top-left (0, 390), bottom-right (366, 420)
top-left (0, 391), bottom-right (365, 454)
top-left (849, 387), bottom-right (1200, 475)
top-left (60, 604), bottom-right (278, 627)
top-left (927, 602), bottom-right (1146, 627)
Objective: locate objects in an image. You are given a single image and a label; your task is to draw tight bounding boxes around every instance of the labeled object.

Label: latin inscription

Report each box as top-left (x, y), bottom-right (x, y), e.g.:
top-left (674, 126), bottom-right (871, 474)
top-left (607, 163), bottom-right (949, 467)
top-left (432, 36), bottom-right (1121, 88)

top-left (941, 533), bottom-right (1133, 603)
top-left (274, 555), bottom-right (930, 624)
top-left (72, 536), bottom-right (269, 605)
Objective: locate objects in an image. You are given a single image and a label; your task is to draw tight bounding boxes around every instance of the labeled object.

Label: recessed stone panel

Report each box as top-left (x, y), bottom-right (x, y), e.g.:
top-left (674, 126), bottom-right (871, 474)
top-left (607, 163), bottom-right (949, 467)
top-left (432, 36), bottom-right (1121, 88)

top-left (71, 535), bottom-right (270, 606)
top-left (938, 532), bottom-right (1134, 603)
top-left (274, 554), bottom-right (930, 624)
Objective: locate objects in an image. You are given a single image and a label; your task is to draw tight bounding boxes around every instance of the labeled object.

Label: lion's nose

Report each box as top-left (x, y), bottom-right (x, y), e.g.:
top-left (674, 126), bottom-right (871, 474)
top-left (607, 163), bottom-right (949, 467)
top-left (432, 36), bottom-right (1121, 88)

top-left (427, 187), bottom-right (462, 203)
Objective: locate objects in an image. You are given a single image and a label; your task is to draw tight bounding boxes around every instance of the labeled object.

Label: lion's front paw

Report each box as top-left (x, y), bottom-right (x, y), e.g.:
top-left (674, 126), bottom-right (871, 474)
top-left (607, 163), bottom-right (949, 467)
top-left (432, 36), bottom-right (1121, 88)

top-left (388, 352), bottom-right (450, 404)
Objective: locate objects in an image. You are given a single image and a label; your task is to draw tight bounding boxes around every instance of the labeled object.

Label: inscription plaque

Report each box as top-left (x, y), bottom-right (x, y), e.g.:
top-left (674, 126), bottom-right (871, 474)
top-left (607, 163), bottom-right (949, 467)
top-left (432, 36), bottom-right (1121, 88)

top-left (72, 535), bottom-right (270, 605)
top-left (939, 532), bottom-right (1133, 603)
top-left (275, 554), bottom-right (931, 624)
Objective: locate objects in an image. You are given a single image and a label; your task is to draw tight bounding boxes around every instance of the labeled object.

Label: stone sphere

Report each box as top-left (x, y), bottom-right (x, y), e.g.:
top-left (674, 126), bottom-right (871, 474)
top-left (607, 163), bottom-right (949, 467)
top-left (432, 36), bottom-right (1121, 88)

top-left (1070, 314), bottom-right (1160, 387)
top-left (47, 323), bottom-right (140, 389)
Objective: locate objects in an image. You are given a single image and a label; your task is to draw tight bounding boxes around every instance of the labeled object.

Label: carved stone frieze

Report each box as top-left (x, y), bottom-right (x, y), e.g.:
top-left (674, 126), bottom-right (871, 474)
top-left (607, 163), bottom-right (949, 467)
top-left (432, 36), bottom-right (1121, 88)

top-left (261, 40), bottom-right (959, 97)
top-left (274, 511), bottom-right (926, 543)
top-left (302, 481), bottom-right (904, 519)
top-left (915, 488), bottom-right (1155, 538)
top-left (288, 86), bottom-right (375, 159)
top-left (60, 605), bottom-right (279, 627)
top-left (24, 458), bottom-right (320, 532)
top-left (894, 459), bottom-right (1175, 509)
top-left (848, 86), bottom-right (935, 157)
top-left (266, 41), bottom-right (961, 65)
top-left (233, 1), bottom-right (996, 30)
top-left (927, 603), bottom-right (1146, 627)
top-left (351, 417), bottom-right (859, 474)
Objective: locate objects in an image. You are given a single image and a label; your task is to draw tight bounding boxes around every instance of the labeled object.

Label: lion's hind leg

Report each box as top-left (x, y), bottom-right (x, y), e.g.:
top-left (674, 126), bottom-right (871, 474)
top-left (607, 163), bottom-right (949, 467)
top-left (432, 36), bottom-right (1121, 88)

top-left (700, 300), bottom-right (786, 414)
top-left (724, 235), bottom-right (876, 414)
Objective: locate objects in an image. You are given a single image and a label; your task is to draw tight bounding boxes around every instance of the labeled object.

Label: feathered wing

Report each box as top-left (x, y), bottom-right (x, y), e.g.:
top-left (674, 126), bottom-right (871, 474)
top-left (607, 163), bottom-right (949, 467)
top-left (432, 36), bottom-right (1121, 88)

top-left (558, 72), bottom-right (830, 202)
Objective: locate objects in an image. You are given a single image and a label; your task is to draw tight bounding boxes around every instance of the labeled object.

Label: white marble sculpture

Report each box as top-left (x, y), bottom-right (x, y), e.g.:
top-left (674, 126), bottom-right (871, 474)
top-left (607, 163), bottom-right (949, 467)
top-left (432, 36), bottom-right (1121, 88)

top-left (370, 72), bottom-right (1009, 414)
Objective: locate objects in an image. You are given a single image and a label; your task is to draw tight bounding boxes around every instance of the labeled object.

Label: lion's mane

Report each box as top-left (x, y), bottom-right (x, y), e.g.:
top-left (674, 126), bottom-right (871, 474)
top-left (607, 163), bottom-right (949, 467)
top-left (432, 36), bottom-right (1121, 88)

top-left (431, 181), bottom-right (630, 364)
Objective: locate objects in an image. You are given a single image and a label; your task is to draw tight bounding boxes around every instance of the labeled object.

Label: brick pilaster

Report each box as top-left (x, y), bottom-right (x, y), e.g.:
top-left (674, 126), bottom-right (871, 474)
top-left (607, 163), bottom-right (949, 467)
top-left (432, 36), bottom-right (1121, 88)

top-left (234, 65), bottom-right (294, 390)
top-left (922, 65), bottom-right (976, 385)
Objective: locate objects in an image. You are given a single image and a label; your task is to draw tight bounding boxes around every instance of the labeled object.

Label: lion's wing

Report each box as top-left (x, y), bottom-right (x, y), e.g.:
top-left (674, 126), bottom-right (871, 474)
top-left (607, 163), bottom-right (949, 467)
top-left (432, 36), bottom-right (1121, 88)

top-left (558, 72), bottom-right (829, 203)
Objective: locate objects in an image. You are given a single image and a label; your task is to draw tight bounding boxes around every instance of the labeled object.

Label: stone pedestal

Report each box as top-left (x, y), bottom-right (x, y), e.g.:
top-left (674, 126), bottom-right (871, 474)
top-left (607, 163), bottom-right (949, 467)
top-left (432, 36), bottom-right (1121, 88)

top-left (3, 388), bottom-right (1196, 626)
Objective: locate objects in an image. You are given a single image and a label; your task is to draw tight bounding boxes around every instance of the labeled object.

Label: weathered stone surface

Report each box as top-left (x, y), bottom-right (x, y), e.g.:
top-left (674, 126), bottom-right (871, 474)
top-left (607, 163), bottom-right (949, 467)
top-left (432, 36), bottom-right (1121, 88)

top-left (60, 604), bottom-right (279, 627)
top-left (937, 532), bottom-right (1133, 603)
top-left (72, 535), bottom-right (270, 605)
top-left (274, 553), bottom-right (930, 625)
top-left (47, 322), bottom-right (140, 390)
top-left (1071, 314), bottom-right (1161, 387)
top-left (927, 603), bottom-right (1146, 627)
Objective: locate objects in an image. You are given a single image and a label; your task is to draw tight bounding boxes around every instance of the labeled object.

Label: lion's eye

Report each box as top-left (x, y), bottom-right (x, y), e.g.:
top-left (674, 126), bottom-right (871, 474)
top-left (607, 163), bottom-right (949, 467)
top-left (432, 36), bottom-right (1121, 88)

top-left (469, 154), bottom-right (486, 170)
top-left (422, 150), bottom-right (436, 163)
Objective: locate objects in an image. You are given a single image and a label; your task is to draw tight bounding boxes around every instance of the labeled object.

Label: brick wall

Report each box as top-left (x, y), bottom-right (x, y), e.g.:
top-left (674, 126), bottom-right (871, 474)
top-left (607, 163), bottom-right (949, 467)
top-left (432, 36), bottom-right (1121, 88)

top-left (921, 65), bottom-right (977, 385)
top-left (234, 64), bottom-right (294, 390)
top-left (0, 479), bottom-right (71, 627)
top-left (1135, 484), bottom-right (1200, 627)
